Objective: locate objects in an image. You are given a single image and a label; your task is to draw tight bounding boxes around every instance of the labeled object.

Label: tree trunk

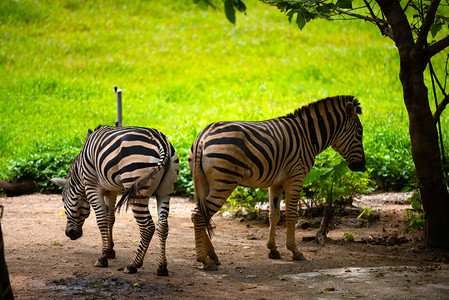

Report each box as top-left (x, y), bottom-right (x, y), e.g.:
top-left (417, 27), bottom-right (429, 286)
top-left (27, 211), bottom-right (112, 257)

top-left (401, 66), bottom-right (449, 248)
top-left (376, 0), bottom-right (449, 249)
top-left (0, 223), bottom-right (14, 300)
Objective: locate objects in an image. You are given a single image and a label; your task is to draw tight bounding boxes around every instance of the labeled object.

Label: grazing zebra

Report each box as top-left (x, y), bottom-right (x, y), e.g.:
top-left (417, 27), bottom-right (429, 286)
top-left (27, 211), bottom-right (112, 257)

top-left (189, 95), bottom-right (365, 270)
top-left (51, 125), bottom-right (179, 275)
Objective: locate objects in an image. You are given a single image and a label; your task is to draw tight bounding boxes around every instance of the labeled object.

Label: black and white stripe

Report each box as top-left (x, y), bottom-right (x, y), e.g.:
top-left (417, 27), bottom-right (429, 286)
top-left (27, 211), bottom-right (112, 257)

top-left (189, 95), bottom-right (365, 270)
top-left (52, 125), bottom-right (179, 275)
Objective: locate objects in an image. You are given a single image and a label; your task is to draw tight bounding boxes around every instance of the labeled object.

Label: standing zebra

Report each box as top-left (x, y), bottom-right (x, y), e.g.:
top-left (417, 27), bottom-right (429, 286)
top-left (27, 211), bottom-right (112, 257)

top-left (51, 126), bottom-right (179, 275)
top-left (189, 95), bottom-right (365, 270)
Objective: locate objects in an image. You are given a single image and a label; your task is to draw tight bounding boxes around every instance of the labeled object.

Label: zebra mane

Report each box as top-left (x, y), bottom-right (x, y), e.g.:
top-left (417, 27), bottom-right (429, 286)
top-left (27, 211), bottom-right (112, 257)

top-left (94, 125), bottom-right (106, 131)
top-left (284, 95), bottom-right (362, 119)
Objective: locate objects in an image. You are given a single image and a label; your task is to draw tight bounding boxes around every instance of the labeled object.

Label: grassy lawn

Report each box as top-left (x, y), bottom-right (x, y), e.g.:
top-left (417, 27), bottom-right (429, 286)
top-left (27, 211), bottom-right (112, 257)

top-left (1, 0), bottom-right (448, 193)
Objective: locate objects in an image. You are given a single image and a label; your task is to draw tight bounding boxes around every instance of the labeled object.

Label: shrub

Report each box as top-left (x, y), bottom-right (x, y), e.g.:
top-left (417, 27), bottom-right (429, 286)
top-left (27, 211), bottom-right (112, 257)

top-left (5, 146), bottom-right (80, 193)
top-left (404, 190), bottom-right (425, 232)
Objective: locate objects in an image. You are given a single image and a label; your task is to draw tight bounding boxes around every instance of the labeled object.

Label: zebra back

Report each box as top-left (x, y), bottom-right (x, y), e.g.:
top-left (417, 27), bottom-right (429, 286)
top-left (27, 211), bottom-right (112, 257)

top-left (72, 125), bottom-right (172, 211)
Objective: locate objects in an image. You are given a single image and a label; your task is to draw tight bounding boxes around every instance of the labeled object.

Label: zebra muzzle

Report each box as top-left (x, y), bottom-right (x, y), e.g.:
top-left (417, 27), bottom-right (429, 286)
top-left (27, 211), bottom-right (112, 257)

top-left (66, 228), bottom-right (83, 240)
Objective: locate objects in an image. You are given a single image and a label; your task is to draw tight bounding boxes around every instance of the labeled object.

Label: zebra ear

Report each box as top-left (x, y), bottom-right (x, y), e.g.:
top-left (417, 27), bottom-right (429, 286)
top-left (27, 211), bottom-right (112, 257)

top-left (50, 178), bottom-right (67, 187)
top-left (345, 101), bottom-right (356, 117)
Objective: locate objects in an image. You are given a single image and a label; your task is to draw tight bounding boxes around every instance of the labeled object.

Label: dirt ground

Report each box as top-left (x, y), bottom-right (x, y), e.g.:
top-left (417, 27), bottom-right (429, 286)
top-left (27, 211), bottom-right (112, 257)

top-left (1, 192), bottom-right (449, 299)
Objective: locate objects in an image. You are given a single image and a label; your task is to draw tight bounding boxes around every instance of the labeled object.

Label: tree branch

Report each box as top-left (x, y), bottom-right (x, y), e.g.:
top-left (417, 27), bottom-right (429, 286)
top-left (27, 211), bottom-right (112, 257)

top-left (412, 0), bottom-right (441, 57)
top-left (425, 34), bottom-right (449, 59)
top-left (333, 6), bottom-right (393, 38)
top-left (434, 94), bottom-right (449, 121)
top-left (362, 0), bottom-right (392, 39)
top-left (333, 7), bottom-right (388, 25)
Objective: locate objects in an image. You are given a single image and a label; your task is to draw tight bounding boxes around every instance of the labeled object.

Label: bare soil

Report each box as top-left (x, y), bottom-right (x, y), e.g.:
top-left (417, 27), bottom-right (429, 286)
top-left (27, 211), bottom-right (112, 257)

top-left (1, 193), bottom-right (448, 299)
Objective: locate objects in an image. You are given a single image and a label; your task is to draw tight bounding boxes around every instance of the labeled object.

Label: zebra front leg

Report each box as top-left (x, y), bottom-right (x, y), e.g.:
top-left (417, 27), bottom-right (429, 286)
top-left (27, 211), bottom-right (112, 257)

top-left (284, 186), bottom-right (306, 261)
top-left (125, 198), bottom-right (155, 274)
top-left (267, 185), bottom-right (283, 259)
top-left (87, 188), bottom-right (113, 268)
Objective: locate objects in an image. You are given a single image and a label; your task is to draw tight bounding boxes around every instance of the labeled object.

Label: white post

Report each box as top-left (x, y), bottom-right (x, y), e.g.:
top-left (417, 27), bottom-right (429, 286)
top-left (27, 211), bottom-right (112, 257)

top-left (114, 87), bottom-right (122, 127)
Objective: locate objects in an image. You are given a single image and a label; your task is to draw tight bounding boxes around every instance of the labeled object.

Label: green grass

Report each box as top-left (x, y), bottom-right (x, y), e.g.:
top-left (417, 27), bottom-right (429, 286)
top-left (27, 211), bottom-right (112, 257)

top-left (0, 0), bottom-right (448, 193)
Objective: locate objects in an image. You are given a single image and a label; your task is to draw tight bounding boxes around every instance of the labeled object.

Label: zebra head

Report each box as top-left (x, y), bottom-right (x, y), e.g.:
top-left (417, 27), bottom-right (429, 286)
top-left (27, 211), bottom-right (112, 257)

top-left (51, 156), bottom-right (90, 240)
top-left (331, 99), bottom-right (366, 172)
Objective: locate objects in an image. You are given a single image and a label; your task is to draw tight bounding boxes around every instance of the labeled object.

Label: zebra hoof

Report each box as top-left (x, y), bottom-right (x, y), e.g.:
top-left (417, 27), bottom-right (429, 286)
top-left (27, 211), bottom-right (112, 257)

top-left (157, 266), bottom-right (169, 276)
top-left (292, 252), bottom-right (306, 261)
top-left (94, 257), bottom-right (108, 268)
top-left (268, 250), bottom-right (281, 259)
top-left (124, 264), bottom-right (138, 274)
top-left (209, 254), bottom-right (221, 266)
top-left (106, 249), bottom-right (116, 259)
top-left (202, 260), bottom-right (218, 271)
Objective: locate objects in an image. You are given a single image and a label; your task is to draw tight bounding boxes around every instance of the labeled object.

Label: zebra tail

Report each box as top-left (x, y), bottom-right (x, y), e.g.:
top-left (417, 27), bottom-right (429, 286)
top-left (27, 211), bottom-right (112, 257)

top-left (115, 145), bottom-right (169, 212)
top-left (193, 141), bottom-right (213, 237)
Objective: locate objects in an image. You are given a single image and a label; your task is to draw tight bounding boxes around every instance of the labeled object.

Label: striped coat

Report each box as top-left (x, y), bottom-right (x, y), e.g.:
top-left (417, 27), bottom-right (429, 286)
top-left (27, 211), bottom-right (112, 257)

top-left (51, 126), bottom-right (179, 275)
top-left (189, 96), bottom-right (365, 270)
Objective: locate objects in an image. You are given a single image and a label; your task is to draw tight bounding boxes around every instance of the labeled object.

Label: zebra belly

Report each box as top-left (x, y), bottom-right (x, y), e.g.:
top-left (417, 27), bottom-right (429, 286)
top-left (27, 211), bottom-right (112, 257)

top-left (239, 168), bottom-right (285, 189)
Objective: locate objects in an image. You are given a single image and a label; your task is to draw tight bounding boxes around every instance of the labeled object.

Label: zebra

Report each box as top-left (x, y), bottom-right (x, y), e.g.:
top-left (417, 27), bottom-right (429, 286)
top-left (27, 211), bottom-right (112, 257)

top-left (51, 125), bottom-right (179, 275)
top-left (189, 95), bottom-right (365, 270)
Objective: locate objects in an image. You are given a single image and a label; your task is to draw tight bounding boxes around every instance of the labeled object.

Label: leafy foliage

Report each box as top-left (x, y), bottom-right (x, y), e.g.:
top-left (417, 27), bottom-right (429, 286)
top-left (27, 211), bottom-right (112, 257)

top-left (303, 160), bottom-right (375, 211)
top-left (357, 207), bottom-right (373, 219)
top-left (5, 145), bottom-right (80, 193)
top-left (174, 149), bottom-right (194, 197)
top-left (343, 231), bottom-right (355, 241)
top-left (404, 190), bottom-right (426, 232)
top-left (222, 187), bottom-right (268, 217)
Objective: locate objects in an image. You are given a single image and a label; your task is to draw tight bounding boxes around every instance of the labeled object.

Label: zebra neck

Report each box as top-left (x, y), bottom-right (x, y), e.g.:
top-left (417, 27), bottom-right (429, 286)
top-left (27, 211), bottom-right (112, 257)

top-left (295, 107), bottom-right (344, 159)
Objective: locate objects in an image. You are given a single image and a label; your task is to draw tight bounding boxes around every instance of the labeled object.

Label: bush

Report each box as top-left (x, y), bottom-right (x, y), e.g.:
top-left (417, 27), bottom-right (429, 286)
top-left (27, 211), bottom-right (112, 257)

top-left (5, 145), bottom-right (80, 193)
top-left (173, 148), bottom-right (194, 197)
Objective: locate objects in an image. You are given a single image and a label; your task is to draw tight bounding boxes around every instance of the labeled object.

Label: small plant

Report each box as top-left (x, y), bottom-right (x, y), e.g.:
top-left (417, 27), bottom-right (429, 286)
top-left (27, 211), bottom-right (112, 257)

top-left (303, 159), bottom-right (374, 244)
top-left (404, 190), bottom-right (425, 233)
top-left (343, 232), bottom-right (355, 241)
top-left (357, 207), bottom-right (373, 219)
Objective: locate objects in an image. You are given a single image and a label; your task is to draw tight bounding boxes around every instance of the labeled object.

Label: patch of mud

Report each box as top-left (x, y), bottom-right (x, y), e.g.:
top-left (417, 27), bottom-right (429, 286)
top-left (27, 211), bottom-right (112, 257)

top-left (49, 275), bottom-right (183, 298)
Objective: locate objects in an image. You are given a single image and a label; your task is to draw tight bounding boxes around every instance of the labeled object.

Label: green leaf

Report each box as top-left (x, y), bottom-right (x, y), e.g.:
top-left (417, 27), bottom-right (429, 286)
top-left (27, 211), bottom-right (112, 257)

top-left (317, 3), bottom-right (335, 14)
top-left (335, 0), bottom-right (353, 9)
top-left (332, 161), bottom-right (350, 179)
top-left (224, 0), bottom-right (236, 24)
top-left (234, 0), bottom-right (246, 13)
top-left (430, 23), bottom-right (442, 38)
top-left (296, 13), bottom-right (306, 30)
top-left (287, 10), bottom-right (295, 23)
top-left (320, 167), bottom-right (335, 180)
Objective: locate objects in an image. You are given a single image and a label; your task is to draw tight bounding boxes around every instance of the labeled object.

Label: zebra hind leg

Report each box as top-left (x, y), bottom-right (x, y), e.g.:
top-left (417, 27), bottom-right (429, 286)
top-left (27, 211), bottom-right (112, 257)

top-left (125, 197), bottom-right (155, 274)
top-left (155, 194), bottom-right (170, 276)
top-left (192, 185), bottom-right (235, 270)
top-left (105, 192), bottom-right (117, 259)
top-left (205, 233), bottom-right (220, 266)
top-left (192, 208), bottom-right (218, 271)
